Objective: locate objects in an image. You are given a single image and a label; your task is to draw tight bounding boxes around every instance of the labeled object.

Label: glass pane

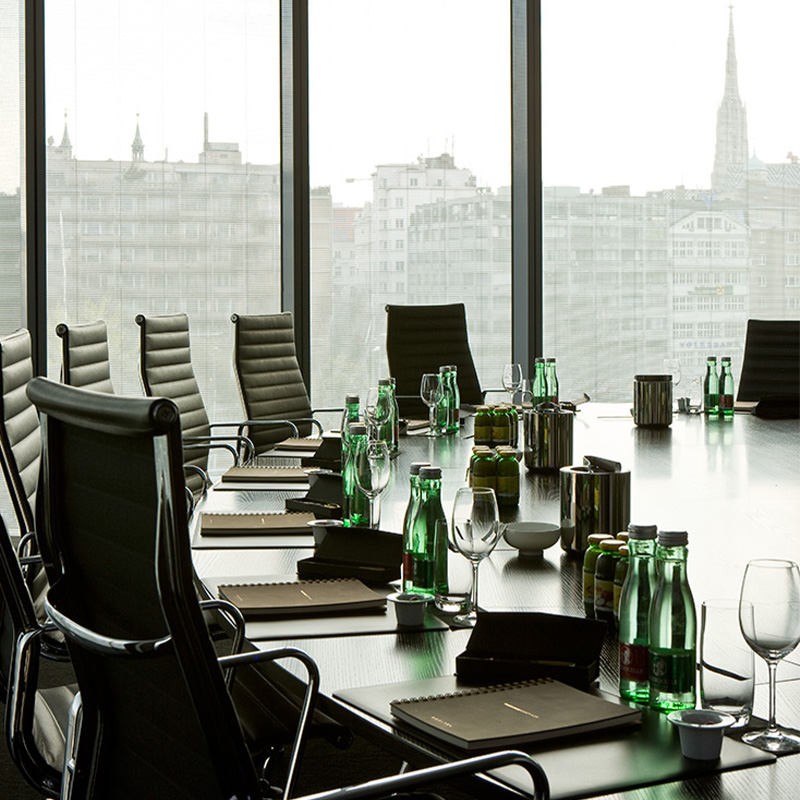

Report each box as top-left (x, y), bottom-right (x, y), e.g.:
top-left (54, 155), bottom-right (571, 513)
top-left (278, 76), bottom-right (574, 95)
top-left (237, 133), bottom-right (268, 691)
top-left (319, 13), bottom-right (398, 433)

top-left (45, 0), bottom-right (280, 420)
top-left (543, 2), bottom-right (800, 402)
top-left (309, 0), bottom-right (512, 408)
top-left (0, 0), bottom-right (26, 532)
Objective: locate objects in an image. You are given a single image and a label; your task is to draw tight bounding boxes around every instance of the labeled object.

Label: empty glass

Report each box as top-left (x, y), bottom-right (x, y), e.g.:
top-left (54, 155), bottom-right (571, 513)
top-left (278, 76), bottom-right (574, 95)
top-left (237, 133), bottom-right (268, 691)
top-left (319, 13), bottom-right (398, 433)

top-left (502, 363), bottom-right (523, 396)
top-left (738, 559), bottom-right (800, 753)
top-left (700, 599), bottom-right (754, 726)
top-left (353, 439), bottom-right (391, 528)
top-left (419, 373), bottom-right (443, 437)
top-left (449, 487), bottom-right (501, 626)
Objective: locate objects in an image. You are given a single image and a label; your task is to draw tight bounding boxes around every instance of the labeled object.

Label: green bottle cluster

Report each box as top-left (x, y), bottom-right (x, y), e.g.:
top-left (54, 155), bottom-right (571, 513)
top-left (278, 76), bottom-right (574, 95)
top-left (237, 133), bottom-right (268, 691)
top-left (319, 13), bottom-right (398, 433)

top-left (704, 356), bottom-right (734, 419)
top-left (401, 461), bottom-right (430, 591)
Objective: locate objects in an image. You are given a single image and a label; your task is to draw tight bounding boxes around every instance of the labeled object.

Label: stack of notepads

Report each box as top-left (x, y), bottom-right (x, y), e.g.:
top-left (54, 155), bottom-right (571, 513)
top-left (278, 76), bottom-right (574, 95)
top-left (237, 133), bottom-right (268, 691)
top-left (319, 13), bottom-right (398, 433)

top-left (218, 578), bottom-right (387, 618)
top-left (273, 437), bottom-right (324, 452)
top-left (389, 678), bottom-right (641, 750)
top-left (200, 511), bottom-right (316, 536)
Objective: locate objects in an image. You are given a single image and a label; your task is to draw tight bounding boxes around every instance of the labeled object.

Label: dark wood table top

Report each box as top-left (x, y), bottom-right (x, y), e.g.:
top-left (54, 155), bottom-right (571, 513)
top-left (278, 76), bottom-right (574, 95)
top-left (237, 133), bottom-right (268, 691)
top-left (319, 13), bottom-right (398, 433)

top-left (193, 404), bottom-right (800, 799)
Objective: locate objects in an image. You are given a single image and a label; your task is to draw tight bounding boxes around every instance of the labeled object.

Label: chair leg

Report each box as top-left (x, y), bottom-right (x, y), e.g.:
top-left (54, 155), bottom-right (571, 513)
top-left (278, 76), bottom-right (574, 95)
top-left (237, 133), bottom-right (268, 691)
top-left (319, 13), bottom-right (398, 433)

top-left (60, 692), bottom-right (82, 800)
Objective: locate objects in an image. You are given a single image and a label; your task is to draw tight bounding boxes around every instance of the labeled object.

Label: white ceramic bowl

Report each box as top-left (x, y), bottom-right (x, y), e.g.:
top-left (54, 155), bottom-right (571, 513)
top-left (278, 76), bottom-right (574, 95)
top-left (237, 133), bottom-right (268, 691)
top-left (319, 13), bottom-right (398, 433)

top-left (503, 522), bottom-right (561, 556)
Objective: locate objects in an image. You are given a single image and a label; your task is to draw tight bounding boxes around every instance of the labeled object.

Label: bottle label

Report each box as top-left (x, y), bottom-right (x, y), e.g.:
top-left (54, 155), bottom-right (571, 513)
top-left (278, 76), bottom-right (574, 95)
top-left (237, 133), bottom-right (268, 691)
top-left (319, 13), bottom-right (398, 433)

top-left (719, 395), bottom-right (733, 412)
top-left (649, 648), bottom-right (695, 694)
top-left (582, 570), bottom-right (595, 604)
top-left (594, 578), bottom-right (614, 612)
top-left (620, 643), bottom-right (649, 682)
top-left (496, 476), bottom-right (519, 504)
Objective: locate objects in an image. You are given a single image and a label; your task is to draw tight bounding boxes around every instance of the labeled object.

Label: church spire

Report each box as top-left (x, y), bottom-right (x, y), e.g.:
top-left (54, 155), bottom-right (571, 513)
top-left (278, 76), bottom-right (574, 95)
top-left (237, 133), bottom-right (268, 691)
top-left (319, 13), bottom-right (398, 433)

top-left (131, 113), bottom-right (144, 162)
top-left (711, 6), bottom-right (748, 191)
top-left (59, 110), bottom-right (72, 152)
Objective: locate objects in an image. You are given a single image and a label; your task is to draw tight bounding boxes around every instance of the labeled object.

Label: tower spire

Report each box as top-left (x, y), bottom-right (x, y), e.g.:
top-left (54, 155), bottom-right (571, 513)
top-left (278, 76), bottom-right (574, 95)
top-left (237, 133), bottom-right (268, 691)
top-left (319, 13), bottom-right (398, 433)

top-left (59, 110), bottom-right (72, 150)
top-left (711, 6), bottom-right (748, 191)
top-left (131, 113), bottom-right (144, 162)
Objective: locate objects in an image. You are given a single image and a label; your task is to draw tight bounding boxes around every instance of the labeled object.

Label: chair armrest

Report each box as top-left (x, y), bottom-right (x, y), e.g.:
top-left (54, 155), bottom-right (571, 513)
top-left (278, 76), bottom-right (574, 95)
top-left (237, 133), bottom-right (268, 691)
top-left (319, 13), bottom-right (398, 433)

top-left (185, 434), bottom-right (256, 464)
top-left (44, 592), bottom-right (171, 658)
top-left (16, 531), bottom-right (38, 559)
top-left (218, 647), bottom-right (320, 800)
top-left (198, 599), bottom-right (245, 690)
top-left (298, 749), bottom-right (549, 800)
top-left (183, 464), bottom-right (213, 494)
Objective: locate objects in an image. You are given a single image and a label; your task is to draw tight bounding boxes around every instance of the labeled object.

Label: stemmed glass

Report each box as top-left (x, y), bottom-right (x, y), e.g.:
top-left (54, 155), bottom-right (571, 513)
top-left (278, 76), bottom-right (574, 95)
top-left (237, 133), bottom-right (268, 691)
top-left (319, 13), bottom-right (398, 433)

top-left (738, 559), bottom-right (800, 753)
top-left (502, 363), bottom-right (523, 398)
top-left (449, 487), bottom-right (501, 626)
top-left (419, 373), bottom-right (442, 437)
top-left (353, 438), bottom-right (391, 528)
top-left (663, 358), bottom-right (682, 389)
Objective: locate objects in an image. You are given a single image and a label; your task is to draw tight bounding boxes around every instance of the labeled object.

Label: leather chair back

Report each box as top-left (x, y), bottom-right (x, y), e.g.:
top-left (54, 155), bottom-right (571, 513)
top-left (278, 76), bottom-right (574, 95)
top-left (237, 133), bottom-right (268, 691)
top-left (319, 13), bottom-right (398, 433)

top-left (385, 303), bottom-right (484, 418)
top-left (737, 319), bottom-right (800, 402)
top-left (56, 320), bottom-right (115, 393)
top-left (231, 312), bottom-right (314, 451)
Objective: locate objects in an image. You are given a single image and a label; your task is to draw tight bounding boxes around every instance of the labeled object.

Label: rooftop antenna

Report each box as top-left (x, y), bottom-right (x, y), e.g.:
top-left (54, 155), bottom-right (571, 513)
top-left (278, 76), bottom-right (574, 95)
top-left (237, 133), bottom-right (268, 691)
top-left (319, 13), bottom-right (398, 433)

top-left (204, 112), bottom-right (209, 150)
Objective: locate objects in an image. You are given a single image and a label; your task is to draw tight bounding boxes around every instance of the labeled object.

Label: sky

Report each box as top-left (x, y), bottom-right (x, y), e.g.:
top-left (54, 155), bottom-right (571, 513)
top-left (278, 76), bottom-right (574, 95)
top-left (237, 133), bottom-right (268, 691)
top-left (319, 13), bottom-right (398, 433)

top-left (2, 1), bottom-right (800, 201)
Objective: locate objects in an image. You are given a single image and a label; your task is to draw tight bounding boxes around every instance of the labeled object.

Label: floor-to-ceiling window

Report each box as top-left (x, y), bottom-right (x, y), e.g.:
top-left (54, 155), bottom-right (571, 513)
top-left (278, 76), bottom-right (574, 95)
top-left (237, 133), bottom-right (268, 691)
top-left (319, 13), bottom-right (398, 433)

top-left (307, 0), bottom-right (512, 408)
top-left (44, 0), bottom-right (281, 419)
top-left (542, 1), bottom-right (800, 403)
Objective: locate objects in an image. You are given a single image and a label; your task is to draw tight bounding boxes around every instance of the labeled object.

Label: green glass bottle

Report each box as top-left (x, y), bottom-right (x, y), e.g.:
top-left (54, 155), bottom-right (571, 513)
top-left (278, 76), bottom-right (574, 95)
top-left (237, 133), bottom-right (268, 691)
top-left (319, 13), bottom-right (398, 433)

top-left (401, 461), bottom-right (429, 591)
top-left (545, 358), bottom-right (559, 404)
top-left (342, 423), bottom-right (369, 527)
top-left (409, 466), bottom-right (448, 595)
top-left (473, 405), bottom-right (493, 445)
top-left (618, 523), bottom-right (658, 703)
top-left (470, 446), bottom-right (496, 492)
top-left (583, 533), bottom-right (612, 618)
top-left (491, 406), bottom-right (511, 447)
top-left (494, 447), bottom-right (520, 507)
top-left (649, 530), bottom-right (697, 712)
top-left (375, 379), bottom-right (395, 446)
top-left (719, 356), bottom-right (735, 420)
top-left (436, 365), bottom-right (451, 435)
top-left (613, 544), bottom-right (629, 620)
top-left (703, 356), bottom-right (719, 416)
top-left (389, 377), bottom-right (401, 451)
top-left (340, 395), bottom-right (361, 524)
top-left (532, 358), bottom-right (547, 407)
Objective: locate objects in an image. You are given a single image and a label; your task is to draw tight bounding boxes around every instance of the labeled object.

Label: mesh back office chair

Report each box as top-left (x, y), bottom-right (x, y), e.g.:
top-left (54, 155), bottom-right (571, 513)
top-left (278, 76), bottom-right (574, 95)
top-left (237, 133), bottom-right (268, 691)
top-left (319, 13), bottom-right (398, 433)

top-left (55, 319), bottom-right (115, 393)
top-left (385, 303), bottom-right (487, 419)
top-left (27, 377), bottom-right (549, 800)
top-left (737, 319), bottom-right (800, 402)
top-left (0, 512), bottom-right (78, 797)
top-left (231, 312), bottom-right (338, 454)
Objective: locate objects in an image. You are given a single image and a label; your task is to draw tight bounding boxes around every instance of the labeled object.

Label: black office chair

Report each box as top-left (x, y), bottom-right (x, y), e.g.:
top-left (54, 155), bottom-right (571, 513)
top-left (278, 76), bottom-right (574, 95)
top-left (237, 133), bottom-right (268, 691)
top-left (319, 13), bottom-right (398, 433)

top-left (55, 319), bottom-right (115, 394)
top-left (737, 319), bottom-right (800, 402)
top-left (0, 511), bottom-right (78, 798)
top-left (27, 377), bottom-right (549, 800)
top-left (231, 312), bottom-right (340, 454)
top-left (0, 328), bottom-right (67, 661)
top-left (385, 303), bottom-right (499, 419)
top-left (135, 313), bottom-right (295, 494)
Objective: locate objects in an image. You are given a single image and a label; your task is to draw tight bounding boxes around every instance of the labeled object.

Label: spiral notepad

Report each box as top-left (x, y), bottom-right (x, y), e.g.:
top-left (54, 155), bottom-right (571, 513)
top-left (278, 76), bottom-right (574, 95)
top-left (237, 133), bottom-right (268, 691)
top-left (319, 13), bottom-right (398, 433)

top-left (200, 511), bottom-right (315, 536)
top-left (390, 677), bottom-right (640, 750)
top-left (218, 578), bottom-right (386, 617)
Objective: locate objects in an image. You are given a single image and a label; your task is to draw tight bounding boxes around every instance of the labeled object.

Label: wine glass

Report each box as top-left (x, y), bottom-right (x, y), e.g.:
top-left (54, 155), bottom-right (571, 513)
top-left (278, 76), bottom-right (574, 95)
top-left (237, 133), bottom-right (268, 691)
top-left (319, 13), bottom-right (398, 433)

top-left (663, 358), bottom-right (682, 389)
top-left (449, 487), bottom-right (501, 626)
top-left (419, 373), bottom-right (442, 437)
top-left (502, 363), bottom-right (523, 398)
top-left (354, 439), bottom-right (391, 528)
top-left (738, 559), bottom-right (800, 753)
top-left (363, 387), bottom-right (380, 438)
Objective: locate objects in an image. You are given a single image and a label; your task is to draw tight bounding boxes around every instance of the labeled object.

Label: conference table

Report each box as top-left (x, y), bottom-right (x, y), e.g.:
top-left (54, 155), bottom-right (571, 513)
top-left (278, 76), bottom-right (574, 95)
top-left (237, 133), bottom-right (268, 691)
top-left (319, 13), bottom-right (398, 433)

top-left (192, 404), bottom-right (800, 799)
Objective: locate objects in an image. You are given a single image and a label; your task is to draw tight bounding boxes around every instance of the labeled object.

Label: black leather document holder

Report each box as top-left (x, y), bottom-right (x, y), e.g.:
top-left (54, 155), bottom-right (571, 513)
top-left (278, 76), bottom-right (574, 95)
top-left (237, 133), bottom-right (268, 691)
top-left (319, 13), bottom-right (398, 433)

top-left (285, 470), bottom-right (343, 518)
top-left (300, 433), bottom-right (342, 470)
top-left (297, 527), bottom-right (402, 584)
top-left (455, 611), bottom-right (607, 690)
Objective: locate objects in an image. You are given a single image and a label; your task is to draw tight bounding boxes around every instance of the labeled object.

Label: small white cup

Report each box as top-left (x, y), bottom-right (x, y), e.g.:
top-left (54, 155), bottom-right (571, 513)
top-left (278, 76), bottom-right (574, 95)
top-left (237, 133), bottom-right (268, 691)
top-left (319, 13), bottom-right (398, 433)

top-left (306, 518), bottom-right (343, 546)
top-left (668, 709), bottom-right (735, 760)
top-left (387, 592), bottom-right (433, 628)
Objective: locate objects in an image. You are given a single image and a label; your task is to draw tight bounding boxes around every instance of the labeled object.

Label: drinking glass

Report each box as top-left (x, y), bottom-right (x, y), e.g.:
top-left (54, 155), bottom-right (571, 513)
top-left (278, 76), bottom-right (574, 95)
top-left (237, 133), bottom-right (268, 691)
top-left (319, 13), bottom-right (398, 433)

top-left (700, 599), bottom-right (754, 726)
top-left (419, 373), bottom-right (442, 437)
top-left (354, 439), bottom-right (391, 528)
top-left (449, 487), bottom-right (501, 626)
top-left (663, 358), bottom-right (682, 388)
top-left (738, 559), bottom-right (800, 753)
top-left (364, 387), bottom-right (380, 438)
top-left (502, 363), bottom-right (523, 396)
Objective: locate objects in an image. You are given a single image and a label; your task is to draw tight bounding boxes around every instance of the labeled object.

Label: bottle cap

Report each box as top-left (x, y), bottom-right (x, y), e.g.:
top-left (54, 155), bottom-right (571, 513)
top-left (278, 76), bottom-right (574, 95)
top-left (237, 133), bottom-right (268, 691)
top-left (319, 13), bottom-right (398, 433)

top-left (345, 394), bottom-right (360, 405)
top-left (619, 545), bottom-right (630, 558)
top-left (409, 461), bottom-right (430, 475)
top-left (476, 405), bottom-right (491, 412)
top-left (616, 531), bottom-right (630, 542)
top-left (545, 357), bottom-right (556, 363)
top-left (534, 357), bottom-right (545, 364)
top-left (658, 530), bottom-right (688, 547)
top-left (419, 466), bottom-right (442, 480)
top-left (348, 423), bottom-right (367, 436)
top-left (707, 356), bottom-right (717, 362)
top-left (627, 523), bottom-right (657, 540)
top-left (721, 356), bottom-right (731, 362)
top-left (588, 533), bottom-right (612, 546)
top-left (378, 378), bottom-right (392, 386)
top-left (599, 538), bottom-right (625, 552)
